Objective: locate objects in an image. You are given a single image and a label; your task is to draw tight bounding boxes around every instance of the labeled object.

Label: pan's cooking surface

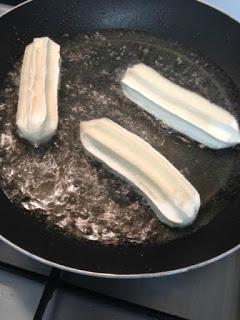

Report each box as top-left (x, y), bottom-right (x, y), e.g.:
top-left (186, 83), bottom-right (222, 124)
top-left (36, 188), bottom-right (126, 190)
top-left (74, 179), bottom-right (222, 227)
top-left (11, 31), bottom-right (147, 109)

top-left (0, 31), bottom-right (240, 246)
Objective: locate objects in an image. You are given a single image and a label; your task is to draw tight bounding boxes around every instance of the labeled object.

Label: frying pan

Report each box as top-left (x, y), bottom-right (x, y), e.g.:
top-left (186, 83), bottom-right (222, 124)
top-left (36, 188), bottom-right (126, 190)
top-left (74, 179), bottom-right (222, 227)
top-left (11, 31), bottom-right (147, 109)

top-left (0, 0), bottom-right (240, 278)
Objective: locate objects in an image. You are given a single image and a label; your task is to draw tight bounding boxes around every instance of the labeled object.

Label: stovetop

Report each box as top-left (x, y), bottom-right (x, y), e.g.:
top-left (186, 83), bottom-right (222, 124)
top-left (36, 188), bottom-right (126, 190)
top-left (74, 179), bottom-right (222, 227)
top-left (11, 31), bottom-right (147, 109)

top-left (0, 1), bottom-right (240, 320)
top-left (0, 241), bottom-right (186, 320)
top-left (1, 240), bottom-right (240, 320)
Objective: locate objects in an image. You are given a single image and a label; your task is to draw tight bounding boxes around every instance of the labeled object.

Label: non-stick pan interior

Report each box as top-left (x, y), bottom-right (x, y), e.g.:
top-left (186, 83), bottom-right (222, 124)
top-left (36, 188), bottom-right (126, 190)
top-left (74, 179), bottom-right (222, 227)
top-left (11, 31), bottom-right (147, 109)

top-left (1, 30), bottom-right (240, 248)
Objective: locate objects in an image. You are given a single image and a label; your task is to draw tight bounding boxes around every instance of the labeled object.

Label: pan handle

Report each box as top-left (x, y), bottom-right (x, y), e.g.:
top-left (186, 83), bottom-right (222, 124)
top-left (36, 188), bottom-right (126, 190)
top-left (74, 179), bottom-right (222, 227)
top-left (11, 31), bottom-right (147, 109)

top-left (0, 0), bottom-right (32, 17)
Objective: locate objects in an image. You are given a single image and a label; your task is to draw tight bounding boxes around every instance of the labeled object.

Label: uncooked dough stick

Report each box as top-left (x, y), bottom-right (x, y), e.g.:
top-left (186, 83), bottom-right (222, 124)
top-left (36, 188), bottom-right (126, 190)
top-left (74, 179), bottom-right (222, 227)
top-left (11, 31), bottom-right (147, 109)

top-left (121, 63), bottom-right (240, 149)
top-left (16, 37), bottom-right (60, 146)
top-left (80, 118), bottom-right (200, 228)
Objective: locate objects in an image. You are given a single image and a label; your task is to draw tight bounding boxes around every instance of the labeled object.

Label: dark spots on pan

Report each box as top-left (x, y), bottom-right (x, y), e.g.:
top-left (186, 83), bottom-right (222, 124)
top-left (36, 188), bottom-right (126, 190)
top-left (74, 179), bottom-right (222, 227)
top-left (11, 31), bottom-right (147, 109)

top-left (0, 30), bottom-right (240, 245)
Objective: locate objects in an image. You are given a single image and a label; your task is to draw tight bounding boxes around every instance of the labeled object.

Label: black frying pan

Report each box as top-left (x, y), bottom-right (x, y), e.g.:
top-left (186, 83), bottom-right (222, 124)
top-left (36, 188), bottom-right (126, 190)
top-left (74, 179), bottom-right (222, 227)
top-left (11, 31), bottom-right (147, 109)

top-left (0, 0), bottom-right (240, 278)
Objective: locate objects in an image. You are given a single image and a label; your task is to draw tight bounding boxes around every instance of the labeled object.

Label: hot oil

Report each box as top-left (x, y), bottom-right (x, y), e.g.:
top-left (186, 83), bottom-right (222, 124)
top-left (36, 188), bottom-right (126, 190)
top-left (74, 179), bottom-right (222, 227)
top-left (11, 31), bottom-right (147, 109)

top-left (0, 31), bottom-right (240, 245)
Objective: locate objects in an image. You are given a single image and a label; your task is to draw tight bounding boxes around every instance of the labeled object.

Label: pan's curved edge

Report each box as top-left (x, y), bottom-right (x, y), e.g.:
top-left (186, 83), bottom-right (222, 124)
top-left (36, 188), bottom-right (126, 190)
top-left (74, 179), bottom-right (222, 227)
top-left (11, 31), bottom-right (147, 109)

top-left (1, 234), bottom-right (239, 278)
top-left (0, 0), bottom-right (32, 17)
top-left (196, 0), bottom-right (239, 23)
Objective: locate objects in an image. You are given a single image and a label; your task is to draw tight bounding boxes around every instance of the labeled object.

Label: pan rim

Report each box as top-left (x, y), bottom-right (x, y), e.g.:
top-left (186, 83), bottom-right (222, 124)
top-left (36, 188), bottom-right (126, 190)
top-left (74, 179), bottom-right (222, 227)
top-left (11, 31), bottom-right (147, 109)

top-left (0, 0), bottom-right (32, 17)
top-left (1, 0), bottom-right (238, 24)
top-left (1, 234), bottom-right (239, 278)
